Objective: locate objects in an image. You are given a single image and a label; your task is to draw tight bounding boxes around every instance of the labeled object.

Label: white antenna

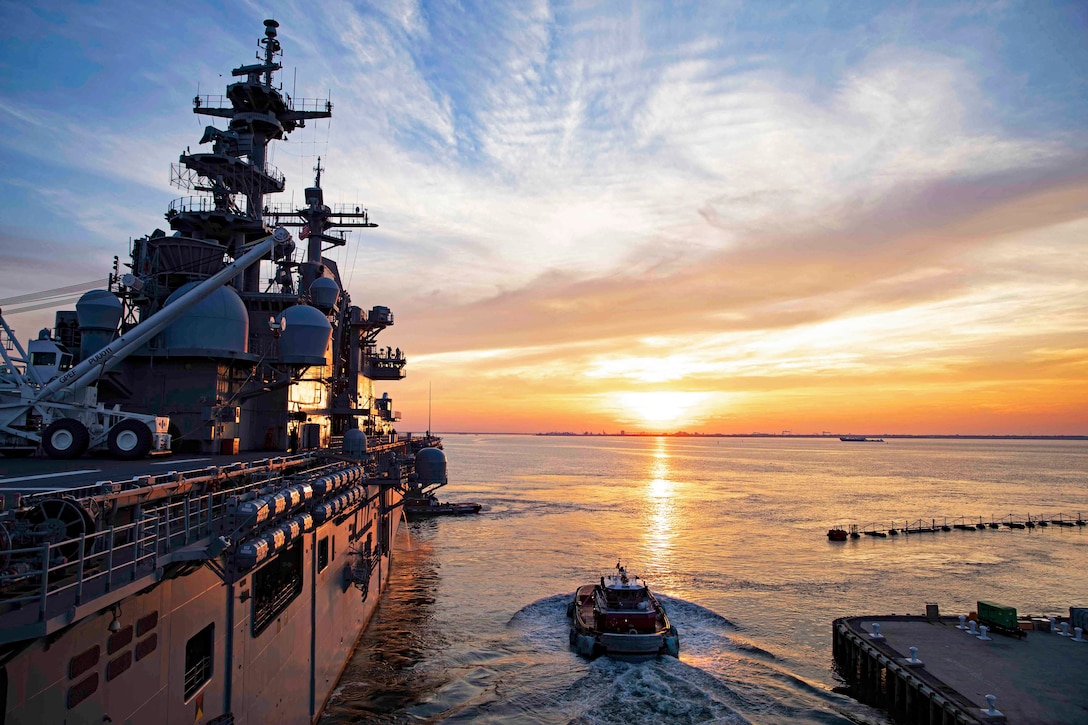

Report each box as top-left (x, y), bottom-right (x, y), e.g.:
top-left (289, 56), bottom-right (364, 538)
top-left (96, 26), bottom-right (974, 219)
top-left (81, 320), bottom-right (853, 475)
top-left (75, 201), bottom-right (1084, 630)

top-left (428, 381), bottom-right (432, 436)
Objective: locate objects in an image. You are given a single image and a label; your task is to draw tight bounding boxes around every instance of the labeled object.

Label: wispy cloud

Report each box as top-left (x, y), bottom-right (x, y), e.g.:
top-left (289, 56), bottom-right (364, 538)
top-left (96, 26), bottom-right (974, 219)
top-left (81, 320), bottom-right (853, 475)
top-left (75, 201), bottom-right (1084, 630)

top-left (1, 0), bottom-right (1085, 433)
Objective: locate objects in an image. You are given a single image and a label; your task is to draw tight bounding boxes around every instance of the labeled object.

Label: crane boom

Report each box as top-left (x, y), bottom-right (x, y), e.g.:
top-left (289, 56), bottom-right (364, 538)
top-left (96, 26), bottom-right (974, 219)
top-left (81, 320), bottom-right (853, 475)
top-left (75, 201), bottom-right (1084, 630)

top-left (35, 229), bottom-right (289, 403)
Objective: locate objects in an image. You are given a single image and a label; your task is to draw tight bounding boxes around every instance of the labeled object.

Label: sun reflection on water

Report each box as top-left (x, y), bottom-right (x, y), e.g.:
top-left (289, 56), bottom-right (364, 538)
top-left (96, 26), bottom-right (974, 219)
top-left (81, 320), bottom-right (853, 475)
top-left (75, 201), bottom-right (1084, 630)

top-left (643, 438), bottom-right (676, 563)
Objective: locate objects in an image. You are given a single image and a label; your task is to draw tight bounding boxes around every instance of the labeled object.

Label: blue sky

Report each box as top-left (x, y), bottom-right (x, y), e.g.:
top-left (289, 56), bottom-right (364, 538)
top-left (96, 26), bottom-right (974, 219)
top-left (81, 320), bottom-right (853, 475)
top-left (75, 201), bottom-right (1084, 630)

top-left (1, 1), bottom-right (1086, 433)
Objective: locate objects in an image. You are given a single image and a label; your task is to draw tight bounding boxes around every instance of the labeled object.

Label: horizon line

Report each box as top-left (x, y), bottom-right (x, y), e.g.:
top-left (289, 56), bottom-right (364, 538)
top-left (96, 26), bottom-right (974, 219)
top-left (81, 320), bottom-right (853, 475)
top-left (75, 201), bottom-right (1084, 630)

top-left (426, 432), bottom-right (1088, 440)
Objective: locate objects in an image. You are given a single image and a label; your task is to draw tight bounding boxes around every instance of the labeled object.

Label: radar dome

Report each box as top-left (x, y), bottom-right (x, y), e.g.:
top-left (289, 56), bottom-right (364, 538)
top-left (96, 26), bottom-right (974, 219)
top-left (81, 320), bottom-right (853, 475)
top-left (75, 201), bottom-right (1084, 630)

top-left (76, 290), bottom-right (122, 331)
top-left (309, 277), bottom-right (340, 313)
top-left (161, 282), bottom-right (249, 355)
top-left (415, 447), bottom-right (448, 486)
top-left (342, 428), bottom-right (367, 459)
top-left (277, 305), bottom-right (331, 365)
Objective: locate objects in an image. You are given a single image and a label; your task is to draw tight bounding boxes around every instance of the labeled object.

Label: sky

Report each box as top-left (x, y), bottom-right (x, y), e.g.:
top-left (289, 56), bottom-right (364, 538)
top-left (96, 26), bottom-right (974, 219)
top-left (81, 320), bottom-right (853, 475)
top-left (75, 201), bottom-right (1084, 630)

top-left (1, 0), bottom-right (1086, 436)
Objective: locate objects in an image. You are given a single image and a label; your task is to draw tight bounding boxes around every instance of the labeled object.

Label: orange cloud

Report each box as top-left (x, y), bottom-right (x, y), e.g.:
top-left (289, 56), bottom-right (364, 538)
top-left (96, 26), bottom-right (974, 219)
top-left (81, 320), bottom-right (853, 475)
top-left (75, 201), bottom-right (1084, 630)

top-left (388, 167), bottom-right (1088, 435)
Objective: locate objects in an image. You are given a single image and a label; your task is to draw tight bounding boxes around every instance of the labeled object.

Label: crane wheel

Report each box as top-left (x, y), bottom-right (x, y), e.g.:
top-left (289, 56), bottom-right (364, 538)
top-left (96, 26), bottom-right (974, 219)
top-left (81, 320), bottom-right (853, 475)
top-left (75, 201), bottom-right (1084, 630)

top-left (107, 420), bottom-right (153, 460)
top-left (42, 419), bottom-right (90, 459)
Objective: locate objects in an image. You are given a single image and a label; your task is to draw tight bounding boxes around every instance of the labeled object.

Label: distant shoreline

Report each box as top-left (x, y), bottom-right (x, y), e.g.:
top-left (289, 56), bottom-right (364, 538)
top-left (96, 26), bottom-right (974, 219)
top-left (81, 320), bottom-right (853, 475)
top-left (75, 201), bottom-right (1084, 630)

top-left (440, 432), bottom-right (1088, 440)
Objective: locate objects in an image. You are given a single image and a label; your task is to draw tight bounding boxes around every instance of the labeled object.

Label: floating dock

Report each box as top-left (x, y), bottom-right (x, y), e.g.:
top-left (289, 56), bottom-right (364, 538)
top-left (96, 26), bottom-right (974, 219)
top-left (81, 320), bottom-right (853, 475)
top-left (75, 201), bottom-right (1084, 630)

top-left (833, 611), bottom-right (1088, 724)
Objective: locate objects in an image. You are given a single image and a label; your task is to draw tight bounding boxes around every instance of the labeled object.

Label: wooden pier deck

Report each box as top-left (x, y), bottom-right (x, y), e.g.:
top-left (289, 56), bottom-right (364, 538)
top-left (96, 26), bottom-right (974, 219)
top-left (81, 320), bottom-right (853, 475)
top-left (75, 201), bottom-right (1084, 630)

top-left (834, 613), bottom-right (1088, 724)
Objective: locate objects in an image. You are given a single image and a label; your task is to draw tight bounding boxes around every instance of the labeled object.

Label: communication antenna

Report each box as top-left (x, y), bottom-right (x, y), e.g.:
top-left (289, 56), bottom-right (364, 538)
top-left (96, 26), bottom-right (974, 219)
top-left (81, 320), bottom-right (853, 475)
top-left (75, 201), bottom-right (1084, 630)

top-left (427, 382), bottom-right (432, 436)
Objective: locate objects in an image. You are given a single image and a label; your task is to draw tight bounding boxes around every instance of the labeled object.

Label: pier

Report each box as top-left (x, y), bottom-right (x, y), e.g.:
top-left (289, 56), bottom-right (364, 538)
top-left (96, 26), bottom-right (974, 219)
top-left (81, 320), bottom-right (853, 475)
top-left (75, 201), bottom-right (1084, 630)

top-left (833, 610), bottom-right (1088, 724)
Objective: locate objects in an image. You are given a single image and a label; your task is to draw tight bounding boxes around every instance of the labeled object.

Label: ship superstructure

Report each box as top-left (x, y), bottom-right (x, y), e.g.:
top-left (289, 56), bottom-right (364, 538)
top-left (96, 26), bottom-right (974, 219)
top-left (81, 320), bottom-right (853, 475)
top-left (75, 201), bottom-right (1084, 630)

top-left (0, 20), bottom-right (444, 724)
top-left (38, 18), bottom-right (405, 457)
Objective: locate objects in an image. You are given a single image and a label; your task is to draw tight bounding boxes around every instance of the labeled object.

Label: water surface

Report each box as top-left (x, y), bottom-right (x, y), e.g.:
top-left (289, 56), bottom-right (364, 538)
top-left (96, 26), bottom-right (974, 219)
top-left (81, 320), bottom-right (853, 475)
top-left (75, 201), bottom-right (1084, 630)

top-left (323, 435), bottom-right (1087, 723)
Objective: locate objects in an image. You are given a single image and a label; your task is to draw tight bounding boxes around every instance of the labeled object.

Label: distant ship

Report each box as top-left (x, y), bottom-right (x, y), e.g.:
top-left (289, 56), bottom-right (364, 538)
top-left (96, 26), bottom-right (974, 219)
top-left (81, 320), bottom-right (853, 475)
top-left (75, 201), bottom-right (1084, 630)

top-left (840, 436), bottom-right (885, 442)
top-left (0, 19), bottom-right (448, 724)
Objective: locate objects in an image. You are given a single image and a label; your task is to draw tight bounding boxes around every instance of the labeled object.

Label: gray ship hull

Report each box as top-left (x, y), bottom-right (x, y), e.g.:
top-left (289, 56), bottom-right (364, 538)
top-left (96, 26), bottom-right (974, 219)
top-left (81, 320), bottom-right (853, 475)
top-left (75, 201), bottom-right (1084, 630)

top-left (0, 454), bottom-right (409, 724)
top-left (4, 516), bottom-right (399, 724)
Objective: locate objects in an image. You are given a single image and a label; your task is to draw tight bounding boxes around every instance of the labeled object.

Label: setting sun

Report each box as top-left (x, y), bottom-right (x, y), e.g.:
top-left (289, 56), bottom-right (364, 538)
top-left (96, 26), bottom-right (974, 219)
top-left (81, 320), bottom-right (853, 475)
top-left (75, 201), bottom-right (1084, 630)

top-left (608, 391), bottom-right (717, 429)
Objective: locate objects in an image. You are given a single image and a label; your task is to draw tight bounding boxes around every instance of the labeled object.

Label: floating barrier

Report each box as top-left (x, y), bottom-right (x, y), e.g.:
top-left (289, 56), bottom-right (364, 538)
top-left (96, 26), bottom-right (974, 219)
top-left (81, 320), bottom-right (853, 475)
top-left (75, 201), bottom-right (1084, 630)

top-left (829, 512), bottom-right (1085, 540)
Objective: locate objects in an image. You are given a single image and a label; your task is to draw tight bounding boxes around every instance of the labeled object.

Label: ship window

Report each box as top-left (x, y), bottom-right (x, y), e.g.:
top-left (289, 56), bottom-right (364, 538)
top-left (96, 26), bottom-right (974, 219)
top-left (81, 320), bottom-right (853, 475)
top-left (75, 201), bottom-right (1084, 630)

top-left (317, 536), bottom-right (329, 572)
top-left (252, 540), bottom-right (304, 637)
top-left (107, 624), bottom-right (133, 655)
top-left (135, 633), bottom-right (158, 662)
top-left (67, 673), bottom-right (99, 709)
top-left (30, 351), bottom-right (57, 366)
top-left (106, 651), bottom-right (132, 682)
top-left (69, 645), bottom-right (100, 679)
top-left (183, 623), bottom-right (214, 701)
top-left (136, 610), bottom-right (159, 636)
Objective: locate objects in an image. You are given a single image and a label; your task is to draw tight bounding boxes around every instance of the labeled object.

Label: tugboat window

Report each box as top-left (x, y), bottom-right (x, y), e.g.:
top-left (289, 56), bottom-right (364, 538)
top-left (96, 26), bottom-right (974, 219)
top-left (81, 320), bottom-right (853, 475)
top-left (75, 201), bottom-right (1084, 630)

top-left (252, 540), bottom-right (304, 636)
top-left (183, 623), bottom-right (214, 701)
top-left (317, 536), bottom-right (329, 572)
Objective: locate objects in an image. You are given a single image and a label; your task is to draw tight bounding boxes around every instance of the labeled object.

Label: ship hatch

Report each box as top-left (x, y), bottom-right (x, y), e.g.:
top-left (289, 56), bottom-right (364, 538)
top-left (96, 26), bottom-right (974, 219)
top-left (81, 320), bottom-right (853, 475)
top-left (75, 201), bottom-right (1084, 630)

top-left (252, 540), bottom-right (304, 636)
top-left (183, 623), bottom-right (214, 701)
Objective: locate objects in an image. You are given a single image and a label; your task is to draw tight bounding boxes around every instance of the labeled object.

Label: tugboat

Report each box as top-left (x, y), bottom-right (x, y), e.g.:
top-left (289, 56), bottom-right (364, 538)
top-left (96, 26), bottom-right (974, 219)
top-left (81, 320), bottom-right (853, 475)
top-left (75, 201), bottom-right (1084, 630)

top-left (404, 495), bottom-right (482, 518)
top-left (567, 562), bottom-right (680, 659)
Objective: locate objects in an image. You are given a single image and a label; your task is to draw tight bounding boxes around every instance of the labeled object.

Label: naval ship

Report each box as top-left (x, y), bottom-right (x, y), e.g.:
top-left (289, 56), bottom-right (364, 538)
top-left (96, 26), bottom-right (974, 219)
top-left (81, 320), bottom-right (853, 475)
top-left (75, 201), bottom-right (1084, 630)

top-left (0, 19), bottom-right (446, 724)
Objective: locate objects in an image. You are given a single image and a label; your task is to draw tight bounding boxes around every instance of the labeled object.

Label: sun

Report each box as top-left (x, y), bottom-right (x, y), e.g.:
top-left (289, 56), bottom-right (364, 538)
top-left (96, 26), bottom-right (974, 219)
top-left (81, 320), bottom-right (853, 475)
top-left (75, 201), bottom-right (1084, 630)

top-left (610, 391), bottom-right (715, 429)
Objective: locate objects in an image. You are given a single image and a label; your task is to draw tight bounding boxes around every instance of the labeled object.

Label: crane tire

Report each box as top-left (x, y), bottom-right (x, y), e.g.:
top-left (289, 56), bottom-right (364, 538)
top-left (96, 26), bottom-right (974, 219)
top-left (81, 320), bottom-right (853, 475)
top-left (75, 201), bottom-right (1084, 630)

top-left (42, 419), bottom-right (90, 459)
top-left (107, 419), bottom-right (153, 460)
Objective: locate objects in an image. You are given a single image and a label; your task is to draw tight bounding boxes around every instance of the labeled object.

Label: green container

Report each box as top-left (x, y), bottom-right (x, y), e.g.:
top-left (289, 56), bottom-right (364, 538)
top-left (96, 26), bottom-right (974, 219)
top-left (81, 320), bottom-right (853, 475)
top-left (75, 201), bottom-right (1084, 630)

top-left (978, 600), bottom-right (1018, 630)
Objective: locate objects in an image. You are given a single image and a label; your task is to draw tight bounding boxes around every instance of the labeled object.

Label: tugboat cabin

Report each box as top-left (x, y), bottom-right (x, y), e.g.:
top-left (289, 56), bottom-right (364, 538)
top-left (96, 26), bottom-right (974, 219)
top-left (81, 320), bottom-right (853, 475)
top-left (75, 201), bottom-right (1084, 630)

top-left (594, 567), bottom-right (660, 634)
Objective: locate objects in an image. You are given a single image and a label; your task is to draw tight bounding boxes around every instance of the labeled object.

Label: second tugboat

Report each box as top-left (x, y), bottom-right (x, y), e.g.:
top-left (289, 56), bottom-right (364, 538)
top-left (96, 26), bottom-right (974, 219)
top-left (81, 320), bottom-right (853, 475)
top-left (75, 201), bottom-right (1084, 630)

top-left (567, 562), bottom-right (680, 659)
top-left (402, 446), bottom-right (481, 518)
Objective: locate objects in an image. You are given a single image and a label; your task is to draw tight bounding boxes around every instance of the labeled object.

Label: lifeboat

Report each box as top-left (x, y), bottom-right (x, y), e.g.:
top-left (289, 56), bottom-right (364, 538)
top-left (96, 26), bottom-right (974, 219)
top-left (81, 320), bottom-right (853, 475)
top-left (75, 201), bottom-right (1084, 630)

top-left (567, 561), bottom-right (679, 659)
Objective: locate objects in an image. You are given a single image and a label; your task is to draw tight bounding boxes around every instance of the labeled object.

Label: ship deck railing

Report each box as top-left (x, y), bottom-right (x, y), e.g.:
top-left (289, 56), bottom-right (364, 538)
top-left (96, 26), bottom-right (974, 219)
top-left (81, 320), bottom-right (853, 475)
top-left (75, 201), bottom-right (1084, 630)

top-left (0, 441), bottom-right (438, 643)
top-left (191, 94), bottom-right (331, 114)
top-left (169, 194), bottom-right (251, 216)
top-left (0, 454), bottom-right (383, 643)
top-left (0, 515), bottom-right (161, 628)
top-left (265, 202), bottom-right (370, 217)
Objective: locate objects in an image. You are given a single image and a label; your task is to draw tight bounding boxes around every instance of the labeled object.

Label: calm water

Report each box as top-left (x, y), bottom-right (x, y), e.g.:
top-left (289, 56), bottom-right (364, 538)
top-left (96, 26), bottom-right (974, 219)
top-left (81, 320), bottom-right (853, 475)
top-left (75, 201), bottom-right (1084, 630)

top-left (323, 435), bottom-right (1088, 723)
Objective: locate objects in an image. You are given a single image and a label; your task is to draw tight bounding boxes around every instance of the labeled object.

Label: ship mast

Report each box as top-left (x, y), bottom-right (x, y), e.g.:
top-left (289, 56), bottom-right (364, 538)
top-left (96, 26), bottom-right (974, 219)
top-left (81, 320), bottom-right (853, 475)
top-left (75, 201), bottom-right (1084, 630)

top-left (265, 156), bottom-right (378, 292)
top-left (168, 18), bottom-right (332, 292)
